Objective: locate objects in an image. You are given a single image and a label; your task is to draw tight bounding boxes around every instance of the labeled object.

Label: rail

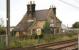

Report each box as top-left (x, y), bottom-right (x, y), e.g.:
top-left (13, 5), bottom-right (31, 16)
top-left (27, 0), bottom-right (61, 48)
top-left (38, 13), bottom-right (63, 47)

top-left (6, 39), bottom-right (78, 50)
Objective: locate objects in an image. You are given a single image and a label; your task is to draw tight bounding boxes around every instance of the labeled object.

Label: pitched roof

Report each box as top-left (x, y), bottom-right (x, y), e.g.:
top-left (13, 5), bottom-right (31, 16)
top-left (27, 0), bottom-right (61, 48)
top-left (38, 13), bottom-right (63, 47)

top-left (14, 13), bottom-right (34, 31)
top-left (35, 9), bottom-right (49, 20)
top-left (14, 9), bottom-right (61, 31)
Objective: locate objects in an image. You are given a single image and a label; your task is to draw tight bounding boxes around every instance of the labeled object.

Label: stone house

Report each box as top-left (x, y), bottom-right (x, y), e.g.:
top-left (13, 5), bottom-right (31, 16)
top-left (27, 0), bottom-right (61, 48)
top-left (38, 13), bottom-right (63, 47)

top-left (14, 1), bottom-right (62, 37)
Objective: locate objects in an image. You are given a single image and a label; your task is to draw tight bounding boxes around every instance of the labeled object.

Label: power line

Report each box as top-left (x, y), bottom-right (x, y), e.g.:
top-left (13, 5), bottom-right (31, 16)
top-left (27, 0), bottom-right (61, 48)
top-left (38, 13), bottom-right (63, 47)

top-left (59, 0), bottom-right (79, 10)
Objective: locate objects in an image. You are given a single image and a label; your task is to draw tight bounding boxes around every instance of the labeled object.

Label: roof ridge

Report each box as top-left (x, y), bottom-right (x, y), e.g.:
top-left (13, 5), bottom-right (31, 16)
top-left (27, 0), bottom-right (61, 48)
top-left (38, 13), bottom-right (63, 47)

top-left (36, 9), bottom-right (49, 11)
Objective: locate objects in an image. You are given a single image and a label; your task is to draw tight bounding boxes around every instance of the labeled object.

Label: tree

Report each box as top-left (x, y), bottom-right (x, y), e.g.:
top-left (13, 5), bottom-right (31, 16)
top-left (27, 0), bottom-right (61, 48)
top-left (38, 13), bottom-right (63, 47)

top-left (0, 25), bottom-right (5, 35)
top-left (0, 18), bottom-right (5, 35)
top-left (72, 22), bottom-right (79, 28)
top-left (43, 21), bottom-right (50, 34)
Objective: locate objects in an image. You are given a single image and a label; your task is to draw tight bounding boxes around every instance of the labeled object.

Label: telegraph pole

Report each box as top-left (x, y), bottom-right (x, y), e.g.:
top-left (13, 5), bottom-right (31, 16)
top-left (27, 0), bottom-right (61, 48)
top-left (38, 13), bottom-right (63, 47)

top-left (6, 0), bottom-right (10, 47)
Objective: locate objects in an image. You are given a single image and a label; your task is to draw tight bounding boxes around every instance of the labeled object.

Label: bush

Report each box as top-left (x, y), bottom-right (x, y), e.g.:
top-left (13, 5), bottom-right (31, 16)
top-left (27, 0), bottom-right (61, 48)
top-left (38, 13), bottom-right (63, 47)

top-left (10, 40), bottom-right (21, 48)
top-left (43, 21), bottom-right (51, 34)
top-left (67, 33), bottom-right (76, 37)
top-left (0, 41), bottom-right (5, 50)
top-left (0, 28), bottom-right (5, 35)
top-left (10, 32), bottom-right (77, 48)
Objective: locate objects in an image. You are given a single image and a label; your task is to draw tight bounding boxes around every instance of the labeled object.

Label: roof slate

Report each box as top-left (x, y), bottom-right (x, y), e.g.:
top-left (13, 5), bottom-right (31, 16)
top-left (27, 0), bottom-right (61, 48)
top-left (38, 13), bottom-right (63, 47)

top-left (14, 9), bottom-right (61, 31)
top-left (35, 9), bottom-right (49, 20)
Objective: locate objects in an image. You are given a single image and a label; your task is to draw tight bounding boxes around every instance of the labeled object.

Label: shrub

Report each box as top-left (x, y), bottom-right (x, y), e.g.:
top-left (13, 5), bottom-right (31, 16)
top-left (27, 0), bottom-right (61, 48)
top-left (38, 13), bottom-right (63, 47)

top-left (43, 21), bottom-right (50, 34)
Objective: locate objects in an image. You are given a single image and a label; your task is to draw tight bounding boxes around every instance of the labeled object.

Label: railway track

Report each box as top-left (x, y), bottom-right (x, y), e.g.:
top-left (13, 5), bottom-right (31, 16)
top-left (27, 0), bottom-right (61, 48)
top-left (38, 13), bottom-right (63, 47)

top-left (6, 39), bottom-right (78, 50)
top-left (33, 39), bottom-right (78, 50)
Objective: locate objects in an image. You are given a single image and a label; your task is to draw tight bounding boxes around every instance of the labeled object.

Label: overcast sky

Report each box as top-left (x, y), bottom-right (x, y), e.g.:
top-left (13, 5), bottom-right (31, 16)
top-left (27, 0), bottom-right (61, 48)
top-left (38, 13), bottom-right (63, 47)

top-left (0, 0), bottom-right (79, 27)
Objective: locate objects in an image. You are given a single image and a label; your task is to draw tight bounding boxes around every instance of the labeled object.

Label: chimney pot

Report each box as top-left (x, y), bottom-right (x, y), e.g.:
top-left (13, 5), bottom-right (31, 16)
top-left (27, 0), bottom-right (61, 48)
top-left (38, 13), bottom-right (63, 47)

top-left (33, 1), bottom-right (35, 4)
top-left (27, 1), bottom-right (36, 14)
top-left (30, 1), bottom-right (32, 4)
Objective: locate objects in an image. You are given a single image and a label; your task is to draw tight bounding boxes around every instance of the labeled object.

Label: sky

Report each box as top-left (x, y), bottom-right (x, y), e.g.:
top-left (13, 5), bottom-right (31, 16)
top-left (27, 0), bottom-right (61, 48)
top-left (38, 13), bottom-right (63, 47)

top-left (0, 0), bottom-right (79, 27)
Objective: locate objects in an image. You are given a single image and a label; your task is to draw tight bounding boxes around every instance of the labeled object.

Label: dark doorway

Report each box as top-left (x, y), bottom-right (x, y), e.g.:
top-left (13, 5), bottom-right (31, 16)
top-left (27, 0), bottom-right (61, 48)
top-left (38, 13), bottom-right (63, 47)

top-left (50, 27), bottom-right (54, 34)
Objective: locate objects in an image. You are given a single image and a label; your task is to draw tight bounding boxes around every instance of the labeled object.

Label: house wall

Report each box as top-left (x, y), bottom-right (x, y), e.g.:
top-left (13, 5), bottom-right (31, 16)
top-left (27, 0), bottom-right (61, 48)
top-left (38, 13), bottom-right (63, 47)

top-left (16, 32), bottom-right (19, 37)
top-left (15, 31), bottom-right (30, 38)
top-left (15, 8), bottom-right (62, 36)
top-left (36, 21), bottom-right (45, 29)
top-left (49, 16), bottom-right (62, 34)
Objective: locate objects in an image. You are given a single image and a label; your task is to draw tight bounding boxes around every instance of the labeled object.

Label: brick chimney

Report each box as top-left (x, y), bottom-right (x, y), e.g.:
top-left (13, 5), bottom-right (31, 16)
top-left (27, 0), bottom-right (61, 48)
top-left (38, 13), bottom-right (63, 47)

top-left (27, 1), bottom-right (36, 15)
top-left (53, 6), bottom-right (56, 16)
top-left (49, 5), bottom-right (56, 16)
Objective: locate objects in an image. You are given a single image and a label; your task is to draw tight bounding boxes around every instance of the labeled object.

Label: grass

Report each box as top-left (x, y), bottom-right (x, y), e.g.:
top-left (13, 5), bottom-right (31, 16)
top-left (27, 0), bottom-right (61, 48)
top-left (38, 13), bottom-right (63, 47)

top-left (9, 33), bottom-right (78, 48)
top-left (0, 33), bottom-right (78, 49)
top-left (0, 35), bottom-right (6, 50)
top-left (42, 33), bottom-right (77, 43)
